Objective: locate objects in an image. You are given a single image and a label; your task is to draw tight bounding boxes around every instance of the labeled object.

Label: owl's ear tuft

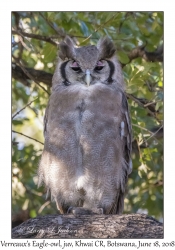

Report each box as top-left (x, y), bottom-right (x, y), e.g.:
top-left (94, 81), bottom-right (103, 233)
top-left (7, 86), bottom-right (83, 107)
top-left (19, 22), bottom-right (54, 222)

top-left (97, 37), bottom-right (116, 59)
top-left (59, 36), bottom-right (75, 60)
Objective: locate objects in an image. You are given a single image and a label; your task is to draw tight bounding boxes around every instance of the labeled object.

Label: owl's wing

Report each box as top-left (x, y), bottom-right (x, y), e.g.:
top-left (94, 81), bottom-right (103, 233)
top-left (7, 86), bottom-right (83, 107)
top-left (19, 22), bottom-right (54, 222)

top-left (43, 99), bottom-right (50, 137)
top-left (109, 90), bottom-right (132, 215)
top-left (121, 91), bottom-right (132, 175)
top-left (37, 101), bottom-right (48, 189)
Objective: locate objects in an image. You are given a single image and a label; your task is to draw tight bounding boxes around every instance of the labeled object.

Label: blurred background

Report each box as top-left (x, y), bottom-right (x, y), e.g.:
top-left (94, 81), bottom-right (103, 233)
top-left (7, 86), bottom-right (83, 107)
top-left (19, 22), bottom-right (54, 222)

top-left (12, 11), bottom-right (163, 227)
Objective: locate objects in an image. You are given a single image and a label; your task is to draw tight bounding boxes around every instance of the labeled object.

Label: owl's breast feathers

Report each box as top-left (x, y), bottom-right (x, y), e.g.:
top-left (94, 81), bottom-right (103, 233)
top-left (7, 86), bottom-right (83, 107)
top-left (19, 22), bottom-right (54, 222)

top-left (38, 84), bottom-right (132, 214)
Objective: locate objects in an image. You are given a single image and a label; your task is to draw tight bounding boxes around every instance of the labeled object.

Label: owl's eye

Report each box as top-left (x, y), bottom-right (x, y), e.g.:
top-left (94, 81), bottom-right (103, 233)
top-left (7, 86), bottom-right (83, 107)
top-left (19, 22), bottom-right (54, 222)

top-left (94, 61), bottom-right (104, 71)
top-left (70, 61), bottom-right (81, 72)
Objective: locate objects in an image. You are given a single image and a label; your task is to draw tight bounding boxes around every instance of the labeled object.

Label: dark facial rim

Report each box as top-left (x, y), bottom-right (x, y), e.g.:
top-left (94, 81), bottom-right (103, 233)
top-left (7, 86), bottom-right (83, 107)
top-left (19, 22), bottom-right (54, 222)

top-left (60, 61), bottom-right (69, 82)
top-left (106, 60), bottom-right (115, 83)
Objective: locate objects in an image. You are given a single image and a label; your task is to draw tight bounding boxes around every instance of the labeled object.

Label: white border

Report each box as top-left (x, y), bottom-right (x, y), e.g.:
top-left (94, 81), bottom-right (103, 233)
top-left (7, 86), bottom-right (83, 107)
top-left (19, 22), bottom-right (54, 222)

top-left (1, 1), bottom-right (174, 246)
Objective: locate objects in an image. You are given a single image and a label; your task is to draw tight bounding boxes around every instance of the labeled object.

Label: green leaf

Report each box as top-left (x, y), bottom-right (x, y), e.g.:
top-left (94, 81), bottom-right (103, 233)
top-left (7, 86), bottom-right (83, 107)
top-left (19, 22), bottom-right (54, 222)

top-left (12, 120), bottom-right (23, 126)
top-left (42, 43), bottom-right (57, 63)
top-left (117, 51), bottom-right (130, 64)
top-left (155, 102), bottom-right (162, 111)
top-left (79, 21), bottom-right (89, 36)
top-left (123, 64), bottom-right (133, 77)
top-left (158, 81), bottom-right (163, 87)
top-left (29, 209), bottom-right (37, 218)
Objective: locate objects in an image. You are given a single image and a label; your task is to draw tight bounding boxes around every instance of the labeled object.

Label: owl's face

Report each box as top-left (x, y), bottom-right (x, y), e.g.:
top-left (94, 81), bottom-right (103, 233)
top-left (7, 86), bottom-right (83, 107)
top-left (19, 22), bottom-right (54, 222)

top-left (54, 37), bottom-right (121, 88)
top-left (64, 48), bottom-right (112, 86)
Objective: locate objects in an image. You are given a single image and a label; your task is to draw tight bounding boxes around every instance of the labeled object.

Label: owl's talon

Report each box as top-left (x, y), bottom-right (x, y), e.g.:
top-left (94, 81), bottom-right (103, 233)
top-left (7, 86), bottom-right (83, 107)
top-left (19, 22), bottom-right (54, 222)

top-left (67, 207), bottom-right (92, 215)
top-left (92, 208), bottom-right (104, 214)
top-left (67, 206), bottom-right (73, 214)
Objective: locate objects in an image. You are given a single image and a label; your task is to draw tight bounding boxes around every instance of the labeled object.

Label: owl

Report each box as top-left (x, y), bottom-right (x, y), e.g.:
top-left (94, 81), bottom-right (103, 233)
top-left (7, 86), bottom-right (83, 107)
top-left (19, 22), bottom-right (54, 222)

top-left (38, 36), bottom-right (132, 215)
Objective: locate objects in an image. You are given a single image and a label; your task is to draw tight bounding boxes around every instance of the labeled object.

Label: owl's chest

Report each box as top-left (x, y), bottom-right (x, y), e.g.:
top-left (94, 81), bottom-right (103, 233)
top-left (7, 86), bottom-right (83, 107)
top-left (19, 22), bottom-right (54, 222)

top-left (49, 85), bottom-right (122, 135)
top-left (56, 84), bottom-right (121, 117)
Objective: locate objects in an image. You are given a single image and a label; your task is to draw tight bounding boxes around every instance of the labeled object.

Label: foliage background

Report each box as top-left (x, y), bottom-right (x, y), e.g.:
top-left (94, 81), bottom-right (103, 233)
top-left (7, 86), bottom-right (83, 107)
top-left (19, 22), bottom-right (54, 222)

top-left (12, 11), bottom-right (163, 225)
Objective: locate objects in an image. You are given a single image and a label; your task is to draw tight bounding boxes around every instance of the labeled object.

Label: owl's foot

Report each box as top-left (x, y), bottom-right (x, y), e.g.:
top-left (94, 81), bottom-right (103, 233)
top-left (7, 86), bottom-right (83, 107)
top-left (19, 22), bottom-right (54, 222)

top-left (91, 208), bottom-right (104, 214)
top-left (67, 207), bottom-right (103, 215)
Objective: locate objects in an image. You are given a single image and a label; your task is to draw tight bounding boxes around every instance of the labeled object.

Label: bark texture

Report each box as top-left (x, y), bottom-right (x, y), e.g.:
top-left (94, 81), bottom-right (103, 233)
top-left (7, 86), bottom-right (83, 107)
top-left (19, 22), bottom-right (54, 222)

top-left (12, 213), bottom-right (163, 239)
top-left (12, 63), bottom-right (53, 87)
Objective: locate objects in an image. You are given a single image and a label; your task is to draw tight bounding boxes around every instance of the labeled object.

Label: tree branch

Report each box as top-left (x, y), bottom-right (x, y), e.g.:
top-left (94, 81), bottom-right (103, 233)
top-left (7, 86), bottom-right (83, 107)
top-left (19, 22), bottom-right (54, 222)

top-left (12, 130), bottom-right (44, 145)
top-left (126, 93), bottom-right (162, 124)
top-left (12, 98), bottom-right (38, 119)
top-left (12, 213), bottom-right (163, 239)
top-left (12, 30), bottom-right (58, 46)
top-left (12, 63), bottom-right (52, 87)
top-left (81, 13), bottom-right (119, 44)
top-left (39, 12), bottom-right (66, 38)
top-left (128, 44), bottom-right (163, 63)
top-left (13, 28), bottom-right (163, 63)
top-left (132, 124), bottom-right (163, 146)
top-left (12, 58), bottom-right (50, 95)
top-left (143, 125), bottom-right (163, 144)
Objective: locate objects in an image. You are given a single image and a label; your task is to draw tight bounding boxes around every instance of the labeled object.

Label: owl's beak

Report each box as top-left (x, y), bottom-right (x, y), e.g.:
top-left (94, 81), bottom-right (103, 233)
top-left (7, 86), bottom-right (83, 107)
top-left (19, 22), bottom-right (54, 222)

top-left (85, 69), bottom-right (92, 87)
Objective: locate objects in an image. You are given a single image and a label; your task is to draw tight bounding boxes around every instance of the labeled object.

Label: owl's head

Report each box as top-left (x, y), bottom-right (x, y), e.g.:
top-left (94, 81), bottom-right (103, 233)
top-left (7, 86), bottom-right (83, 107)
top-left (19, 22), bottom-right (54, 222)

top-left (52, 36), bottom-right (124, 90)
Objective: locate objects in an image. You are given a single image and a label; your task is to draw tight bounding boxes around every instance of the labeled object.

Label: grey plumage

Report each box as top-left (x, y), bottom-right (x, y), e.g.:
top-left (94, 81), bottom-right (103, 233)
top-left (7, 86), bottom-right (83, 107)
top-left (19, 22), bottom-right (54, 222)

top-left (38, 36), bottom-right (132, 214)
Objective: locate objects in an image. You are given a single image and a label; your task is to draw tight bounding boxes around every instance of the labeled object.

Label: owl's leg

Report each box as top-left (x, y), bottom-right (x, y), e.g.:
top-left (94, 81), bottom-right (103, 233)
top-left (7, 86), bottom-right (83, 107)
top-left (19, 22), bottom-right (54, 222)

top-left (67, 207), bottom-right (104, 215)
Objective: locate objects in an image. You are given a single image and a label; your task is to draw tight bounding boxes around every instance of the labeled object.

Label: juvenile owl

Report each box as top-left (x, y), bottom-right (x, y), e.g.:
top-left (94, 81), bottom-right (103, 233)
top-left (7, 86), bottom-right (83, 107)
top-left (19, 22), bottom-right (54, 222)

top-left (38, 37), bottom-right (132, 215)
